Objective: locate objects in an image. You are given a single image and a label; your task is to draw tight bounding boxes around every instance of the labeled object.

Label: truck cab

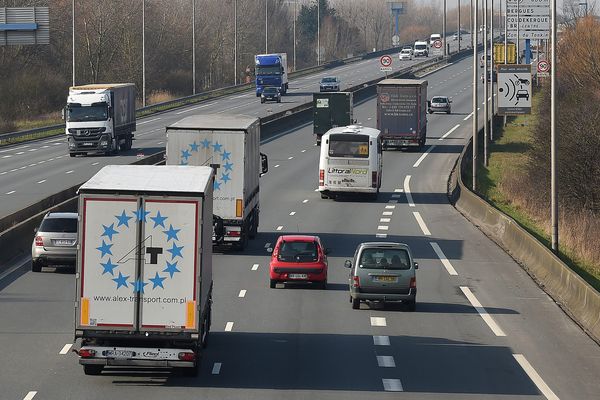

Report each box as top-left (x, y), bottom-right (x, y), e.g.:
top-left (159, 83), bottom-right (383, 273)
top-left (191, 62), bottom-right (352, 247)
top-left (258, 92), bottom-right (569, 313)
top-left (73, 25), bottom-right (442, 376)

top-left (255, 53), bottom-right (288, 96)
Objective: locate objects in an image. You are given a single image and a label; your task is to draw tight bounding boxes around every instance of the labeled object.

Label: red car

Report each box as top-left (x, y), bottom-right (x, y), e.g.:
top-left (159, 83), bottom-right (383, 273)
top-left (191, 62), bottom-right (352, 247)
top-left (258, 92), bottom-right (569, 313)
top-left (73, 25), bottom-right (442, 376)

top-left (269, 235), bottom-right (329, 289)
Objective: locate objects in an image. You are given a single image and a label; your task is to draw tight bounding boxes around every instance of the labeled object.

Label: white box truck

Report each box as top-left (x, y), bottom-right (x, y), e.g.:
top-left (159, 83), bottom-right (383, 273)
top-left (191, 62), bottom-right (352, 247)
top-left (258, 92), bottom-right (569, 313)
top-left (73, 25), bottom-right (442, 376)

top-left (166, 114), bottom-right (268, 250)
top-left (74, 165), bottom-right (214, 376)
top-left (65, 84), bottom-right (136, 157)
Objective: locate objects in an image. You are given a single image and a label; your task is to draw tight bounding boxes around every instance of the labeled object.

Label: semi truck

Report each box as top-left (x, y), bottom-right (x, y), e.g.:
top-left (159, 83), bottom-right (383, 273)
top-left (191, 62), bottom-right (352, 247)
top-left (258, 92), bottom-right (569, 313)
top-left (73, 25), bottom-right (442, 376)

top-left (74, 165), bottom-right (214, 376)
top-left (64, 83), bottom-right (136, 157)
top-left (166, 114), bottom-right (268, 250)
top-left (255, 53), bottom-right (288, 96)
top-left (313, 92), bottom-right (354, 146)
top-left (376, 79), bottom-right (428, 150)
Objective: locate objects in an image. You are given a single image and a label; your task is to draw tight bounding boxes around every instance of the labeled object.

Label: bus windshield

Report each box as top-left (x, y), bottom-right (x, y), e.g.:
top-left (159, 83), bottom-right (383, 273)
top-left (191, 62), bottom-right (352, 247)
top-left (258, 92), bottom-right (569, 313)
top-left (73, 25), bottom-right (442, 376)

top-left (328, 134), bottom-right (369, 158)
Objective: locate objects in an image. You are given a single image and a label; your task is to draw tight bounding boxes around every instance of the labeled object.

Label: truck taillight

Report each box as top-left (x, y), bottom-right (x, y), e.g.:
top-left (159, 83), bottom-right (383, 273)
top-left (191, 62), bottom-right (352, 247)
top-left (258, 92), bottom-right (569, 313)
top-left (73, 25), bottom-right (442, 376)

top-left (35, 236), bottom-right (44, 247)
top-left (319, 169), bottom-right (324, 185)
top-left (409, 277), bottom-right (416, 289)
top-left (178, 351), bottom-right (196, 361)
top-left (372, 171), bottom-right (378, 188)
top-left (79, 349), bottom-right (96, 358)
top-left (352, 276), bottom-right (360, 288)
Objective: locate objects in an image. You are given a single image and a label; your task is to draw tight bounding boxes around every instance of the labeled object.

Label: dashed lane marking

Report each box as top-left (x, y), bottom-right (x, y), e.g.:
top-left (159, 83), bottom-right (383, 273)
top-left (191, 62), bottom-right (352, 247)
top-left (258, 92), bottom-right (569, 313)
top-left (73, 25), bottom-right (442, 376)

top-left (251, 264), bottom-right (259, 271)
top-left (382, 211), bottom-right (393, 216)
top-left (380, 218), bottom-right (391, 223)
top-left (375, 233), bottom-right (387, 238)
top-left (276, 226), bottom-right (283, 231)
top-left (176, 102), bottom-right (218, 114)
top-left (303, 199), bottom-right (309, 203)
top-left (59, 343), bottom-right (73, 355)
top-left (238, 290), bottom-right (247, 298)
top-left (377, 356), bottom-right (396, 368)
top-left (373, 336), bottom-right (390, 346)
top-left (377, 225), bottom-right (389, 231)
top-left (224, 322), bottom-right (234, 332)
top-left (413, 212), bottom-right (431, 235)
top-left (370, 317), bottom-right (387, 327)
top-left (289, 212), bottom-right (296, 216)
top-left (23, 392), bottom-right (37, 400)
top-left (274, 165), bottom-right (280, 168)
top-left (430, 242), bottom-right (458, 276)
top-left (460, 286), bottom-right (507, 337)
top-left (464, 112), bottom-right (474, 120)
top-left (382, 379), bottom-right (403, 392)
top-left (6, 190), bottom-right (15, 195)
top-left (513, 354), bottom-right (560, 400)
top-left (385, 205), bottom-right (396, 209)
top-left (288, 156), bottom-right (294, 160)
top-left (65, 170), bottom-right (74, 174)
top-left (37, 180), bottom-right (46, 184)
top-left (212, 362), bottom-right (222, 374)
top-left (394, 188), bottom-right (403, 192)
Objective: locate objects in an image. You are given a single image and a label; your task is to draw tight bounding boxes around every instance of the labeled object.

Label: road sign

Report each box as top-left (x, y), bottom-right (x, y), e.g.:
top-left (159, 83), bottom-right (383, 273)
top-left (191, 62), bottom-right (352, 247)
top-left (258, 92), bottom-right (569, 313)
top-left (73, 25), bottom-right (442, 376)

top-left (497, 64), bottom-right (532, 115)
top-left (432, 39), bottom-right (443, 56)
top-left (380, 55), bottom-right (393, 67)
top-left (392, 35), bottom-right (400, 46)
top-left (537, 60), bottom-right (550, 73)
top-left (506, 0), bottom-right (550, 40)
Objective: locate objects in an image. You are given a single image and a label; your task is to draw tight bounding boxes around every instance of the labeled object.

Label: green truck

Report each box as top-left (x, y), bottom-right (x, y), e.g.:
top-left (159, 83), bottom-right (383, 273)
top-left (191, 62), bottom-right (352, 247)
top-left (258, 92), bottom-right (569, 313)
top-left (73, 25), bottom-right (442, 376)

top-left (313, 92), bottom-right (354, 145)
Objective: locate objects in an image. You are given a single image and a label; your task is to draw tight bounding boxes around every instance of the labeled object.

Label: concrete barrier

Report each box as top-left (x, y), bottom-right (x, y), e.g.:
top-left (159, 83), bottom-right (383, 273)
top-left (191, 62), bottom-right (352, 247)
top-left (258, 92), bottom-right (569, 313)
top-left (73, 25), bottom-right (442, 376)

top-left (448, 136), bottom-right (600, 344)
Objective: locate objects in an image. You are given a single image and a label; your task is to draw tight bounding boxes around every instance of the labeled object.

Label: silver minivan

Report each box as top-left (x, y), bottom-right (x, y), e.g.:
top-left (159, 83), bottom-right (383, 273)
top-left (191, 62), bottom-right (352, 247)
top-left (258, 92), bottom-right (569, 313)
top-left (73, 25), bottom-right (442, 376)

top-left (31, 212), bottom-right (78, 272)
top-left (345, 242), bottom-right (418, 311)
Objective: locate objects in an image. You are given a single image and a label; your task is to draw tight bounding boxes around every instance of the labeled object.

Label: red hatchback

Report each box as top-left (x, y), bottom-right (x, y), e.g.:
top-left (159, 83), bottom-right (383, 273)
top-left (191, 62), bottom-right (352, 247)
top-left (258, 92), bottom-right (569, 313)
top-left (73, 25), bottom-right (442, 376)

top-left (269, 235), bottom-right (329, 289)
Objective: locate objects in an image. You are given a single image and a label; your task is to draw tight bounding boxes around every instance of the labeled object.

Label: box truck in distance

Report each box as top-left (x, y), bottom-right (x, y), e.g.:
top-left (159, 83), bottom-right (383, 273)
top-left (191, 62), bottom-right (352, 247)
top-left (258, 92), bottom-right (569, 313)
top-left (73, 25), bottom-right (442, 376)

top-left (74, 165), bottom-right (214, 376)
top-left (65, 84), bottom-right (136, 157)
top-left (313, 91), bottom-right (354, 146)
top-left (166, 114), bottom-right (268, 250)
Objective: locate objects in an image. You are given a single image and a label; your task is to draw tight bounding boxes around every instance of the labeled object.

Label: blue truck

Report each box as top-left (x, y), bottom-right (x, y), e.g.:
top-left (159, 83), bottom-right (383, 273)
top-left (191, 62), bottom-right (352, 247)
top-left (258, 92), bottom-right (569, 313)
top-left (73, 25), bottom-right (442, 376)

top-left (254, 53), bottom-right (288, 96)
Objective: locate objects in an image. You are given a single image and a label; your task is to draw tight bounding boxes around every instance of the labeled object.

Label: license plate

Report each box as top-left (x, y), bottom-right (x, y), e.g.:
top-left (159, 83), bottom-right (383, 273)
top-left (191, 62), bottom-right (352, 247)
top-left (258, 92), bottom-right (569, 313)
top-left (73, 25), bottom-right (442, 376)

top-left (375, 276), bottom-right (397, 283)
top-left (104, 349), bottom-right (134, 358)
top-left (53, 239), bottom-right (74, 246)
top-left (83, 142), bottom-right (93, 146)
top-left (289, 273), bottom-right (308, 279)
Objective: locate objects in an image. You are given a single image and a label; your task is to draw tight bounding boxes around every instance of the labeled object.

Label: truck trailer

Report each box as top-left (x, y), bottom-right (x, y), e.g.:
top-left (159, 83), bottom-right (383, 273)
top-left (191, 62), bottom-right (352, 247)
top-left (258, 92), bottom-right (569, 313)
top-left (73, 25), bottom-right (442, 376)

top-left (313, 92), bottom-right (354, 146)
top-left (376, 79), bottom-right (428, 150)
top-left (74, 165), bottom-right (214, 376)
top-left (65, 83), bottom-right (136, 157)
top-left (166, 114), bottom-right (268, 250)
top-left (255, 53), bottom-right (288, 96)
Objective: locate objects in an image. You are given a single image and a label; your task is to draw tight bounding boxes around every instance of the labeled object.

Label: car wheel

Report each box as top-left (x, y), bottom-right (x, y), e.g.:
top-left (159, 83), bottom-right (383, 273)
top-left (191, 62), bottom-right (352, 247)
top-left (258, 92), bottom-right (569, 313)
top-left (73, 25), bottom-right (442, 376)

top-left (428, 110), bottom-right (433, 114)
top-left (31, 260), bottom-right (42, 272)
top-left (261, 99), bottom-right (265, 104)
top-left (270, 279), bottom-right (277, 289)
top-left (83, 365), bottom-right (103, 375)
top-left (69, 153), bottom-right (76, 158)
top-left (351, 297), bottom-right (360, 309)
top-left (407, 300), bottom-right (417, 312)
top-left (319, 279), bottom-right (328, 290)
top-left (446, 110), bottom-right (451, 114)
top-left (320, 193), bottom-right (328, 199)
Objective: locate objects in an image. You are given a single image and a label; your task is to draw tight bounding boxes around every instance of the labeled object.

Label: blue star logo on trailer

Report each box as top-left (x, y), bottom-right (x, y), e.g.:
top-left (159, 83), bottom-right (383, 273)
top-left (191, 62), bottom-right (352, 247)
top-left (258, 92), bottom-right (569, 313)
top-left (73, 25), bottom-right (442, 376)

top-left (179, 138), bottom-right (235, 191)
top-left (96, 208), bottom-right (184, 291)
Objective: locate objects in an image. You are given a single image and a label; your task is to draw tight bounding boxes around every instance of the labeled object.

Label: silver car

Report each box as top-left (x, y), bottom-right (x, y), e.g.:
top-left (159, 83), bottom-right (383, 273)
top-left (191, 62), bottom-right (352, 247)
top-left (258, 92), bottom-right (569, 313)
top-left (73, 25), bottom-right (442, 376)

top-left (31, 212), bottom-right (78, 272)
top-left (428, 96), bottom-right (452, 114)
top-left (319, 76), bottom-right (341, 92)
top-left (345, 242), bottom-right (418, 311)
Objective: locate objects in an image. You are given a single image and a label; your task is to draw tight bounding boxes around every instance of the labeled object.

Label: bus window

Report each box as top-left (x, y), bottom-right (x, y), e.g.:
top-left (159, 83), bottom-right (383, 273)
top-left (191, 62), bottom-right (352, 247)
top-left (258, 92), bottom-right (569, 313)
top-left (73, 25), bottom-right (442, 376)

top-left (328, 134), bottom-right (369, 158)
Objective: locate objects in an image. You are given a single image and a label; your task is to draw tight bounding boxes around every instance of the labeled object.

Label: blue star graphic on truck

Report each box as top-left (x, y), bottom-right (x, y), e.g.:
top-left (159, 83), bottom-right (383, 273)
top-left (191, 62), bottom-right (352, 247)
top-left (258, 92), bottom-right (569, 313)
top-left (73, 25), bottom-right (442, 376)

top-left (96, 208), bottom-right (184, 291)
top-left (181, 139), bottom-right (234, 191)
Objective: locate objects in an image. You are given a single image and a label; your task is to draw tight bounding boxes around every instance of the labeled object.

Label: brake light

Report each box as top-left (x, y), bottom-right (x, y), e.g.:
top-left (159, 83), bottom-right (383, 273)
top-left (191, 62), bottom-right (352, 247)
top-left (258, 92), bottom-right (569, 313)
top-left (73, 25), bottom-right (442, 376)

top-left (372, 171), bottom-right (378, 188)
top-left (409, 277), bottom-right (416, 289)
top-left (35, 236), bottom-right (44, 247)
top-left (226, 230), bottom-right (241, 237)
top-left (178, 351), bottom-right (196, 361)
top-left (319, 169), bottom-right (324, 185)
top-left (78, 348), bottom-right (96, 358)
top-left (352, 276), bottom-right (360, 288)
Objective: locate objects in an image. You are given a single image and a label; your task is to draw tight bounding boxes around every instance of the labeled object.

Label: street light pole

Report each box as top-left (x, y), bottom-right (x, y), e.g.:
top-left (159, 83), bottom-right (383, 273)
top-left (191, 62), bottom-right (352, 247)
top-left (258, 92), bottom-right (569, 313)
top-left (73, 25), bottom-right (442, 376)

top-left (443, 0), bottom-right (447, 56)
top-left (192, 0), bottom-right (196, 94)
top-left (483, 0), bottom-right (488, 166)
top-left (490, 0), bottom-right (494, 141)
top-left (470, 0), bottom-right (473, 47)
top-left (72, 0), bottom-right (75, 86)
top-left (317, 0), bottom-right (321, 65)
top-left (551, 0), bottom-right (558, 251)
top-left (458, 0), bottom-right (461, 52)
top-left (265, 0), bottom-right (268, 53)
top-left (294, 0), bottom-right (297, 71)
top-left (142, 0), bottom-right (146, 106)
top-left (234, 0), bottom-right (237, 84)
top-left (473, 0), bottom-right (479, 191)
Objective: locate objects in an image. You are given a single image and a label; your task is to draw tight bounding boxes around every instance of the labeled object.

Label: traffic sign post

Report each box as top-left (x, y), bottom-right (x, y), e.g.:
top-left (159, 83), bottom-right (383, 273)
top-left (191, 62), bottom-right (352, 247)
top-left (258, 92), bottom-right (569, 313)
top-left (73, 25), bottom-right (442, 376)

top-left (506, 0), bottom-right (550, 40)
top-left (380, 55), bottom-right (393, 74)
top-left (497, 64), bottom-right (532, 115)
top-left (537, 59), bottom-right (550, 77)
top-left (432, 39), bottom-right (443, 57)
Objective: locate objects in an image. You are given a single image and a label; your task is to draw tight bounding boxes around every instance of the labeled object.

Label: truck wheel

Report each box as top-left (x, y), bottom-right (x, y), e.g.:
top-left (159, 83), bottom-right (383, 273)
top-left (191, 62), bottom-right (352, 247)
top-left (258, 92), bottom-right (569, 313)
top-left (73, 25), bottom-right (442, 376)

top-left (249, 213), bottom-right (258, 239)
top-left (202, 307), bottom-right (211, 349)
top-left (31, 260), bottom-right (42, 272)
top-left (320, 193), bottom-right (328, 199)
top-left (406, 300), bottom-right (417, 312)
top-left (69, 153), bottom-right (76, 158)
top-left (83, 365), bottom-right (103, 375)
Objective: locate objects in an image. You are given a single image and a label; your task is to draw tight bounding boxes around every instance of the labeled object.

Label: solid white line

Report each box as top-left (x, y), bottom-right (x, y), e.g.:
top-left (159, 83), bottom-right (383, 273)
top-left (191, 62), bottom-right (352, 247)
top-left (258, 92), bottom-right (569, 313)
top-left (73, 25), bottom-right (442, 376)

top-left (373, 336), bottom-right (390, 346)
top-left (513, 354), bottom-right (560, 400)
top-left (289, 211), bottom-right (296, 216)
top-left (394, 188), bottom-right (403, 193)
top-left (430, 242), bottom-right (458, 276)
top-left (413, 145), bottom-right (435, 168)
top-left (176, 102), bottom-right (217, 114)
top-left (65, 170), bottom-right (73, 174)
top-left (238, 290), bottom-right (247, 298)
top-left (404, 175), bottom-right (415, 207)
top-left (464, 112), bottom-right (474, 121)
top-left (23, 392), bottom-right (37, 400)
top-left (251, 264), bottom-right (259, 271)
top-left (59, 343), bottom-right (73, 355)
top-left (370, 317), bottom-right (387, 327)
top-left (377, 225), bottom-right (389, 231)
top-left (380, 218), bottom-right (391, 223)
top-left (413, 212), bottom-right (431, 235)
top-left (460, 286), bottom-right (507, 337)
top-left (10, 168), bottom-right (18, 172)
top-left (276, 226), bottom-right (283, 231)
top-left (37, 180), bottom-right (46, 184)
top-left (6, 190), bottom-right (15, 195)
top-left (212, 362), bottom-right (222, 374)
top-left (375, 233), bottom-right (388, 238)
top-left (382, 379), bottom-right (403, 392)
top-left (439, 124), bottom-right (461, 140)
top-left (28, 163), bottom-right (36, 166)
top-left (385, 205), bottom-right (396, 209)
top-left (137, 118), bottom-right (161, 125)
top-left (382, 211), bottom-right (393, 216)
top-left (302, 199), bottom-right (309, 203)
top-left (377, 356), bottom-right (396, 368)
top-left (224, 322), bottom-right (234, 332)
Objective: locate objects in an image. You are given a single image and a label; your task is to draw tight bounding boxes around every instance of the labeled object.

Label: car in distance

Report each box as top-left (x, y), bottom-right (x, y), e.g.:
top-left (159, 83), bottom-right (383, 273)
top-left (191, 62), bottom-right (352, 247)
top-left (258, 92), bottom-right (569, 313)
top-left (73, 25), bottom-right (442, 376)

top-left (428, 96), bottom-right (452, 114)
top-left (399, 48), bottom-right (413, 61)
top-left (31, 212), bottom-right (78, 272)
top-left (261, 86), bottom-right (281, 103)
top-left (319, 76), bottom-right (341, 92)
top-left (413, 41), bottom-right (429, 57)
top-left (345, 242), bottom-right (418, 311)
top-left (516, 89), bottom-right (529, 101)
top-left (429, 33), bottom-right (442, 47)
top-left (269, 235), bottom-right (329, 289)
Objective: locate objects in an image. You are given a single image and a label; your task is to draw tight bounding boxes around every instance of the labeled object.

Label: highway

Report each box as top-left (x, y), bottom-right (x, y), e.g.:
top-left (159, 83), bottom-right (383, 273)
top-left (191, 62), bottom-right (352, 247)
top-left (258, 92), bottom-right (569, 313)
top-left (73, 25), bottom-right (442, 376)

top-left (2, 47), bottom-right (600, 399)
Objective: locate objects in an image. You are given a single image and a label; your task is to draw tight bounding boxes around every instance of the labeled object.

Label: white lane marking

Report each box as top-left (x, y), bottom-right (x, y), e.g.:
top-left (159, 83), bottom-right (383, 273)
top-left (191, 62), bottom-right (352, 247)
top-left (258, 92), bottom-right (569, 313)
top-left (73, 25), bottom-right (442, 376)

top-left (53, 142), bottom-right (61, 145)
top-left (377, 356), bottom-right (396, 368)
top-left (3, 155), bottom-right (12, 158)
top-left (28, 163), bottom-right (36, 167)
top-left (375, 233), bottom-right (388, 238)
top-left (65, 170), bottom-right (74, 174)
top-left (19, 166), bottom-right (26, 169)
top-left (238, 290), bottom-right (247, 298)
top-left (91, 162), bottom-right (99, 166)
top-left (385, 205), bottom-right (396, 209)
top-left (289, 211), bottom-right (296, 216)
top-left (382, 211), bottom-right (393, 216)
top-left (274, 164), bottom-right (280, 168)
top-left (460, 286), bottom-right (507, 337)
top-left (404, 175), bottom-right (415, 207)
top-left (413, 212), bottom-right (431, 235)
top-left (380, 218), bottom-right (391, 223)
top-left (176, 102), bottom-right (217, 114)
top-left (59, 343), bottom-right (73, 355)
top-left (157, 141), bottom-right (164, 145)
top-left (314, 189), bottom-right (319, 192)
top-left (37, 180), bottom-right (46, 184)
top-left (23, 392), bottom-right (37, 400)
top-left (6, 190), bottom-right (15, 195)
top-left (373, 336), bottom-right (390, 346)
top-left (302, 199), bottom-right (309, 203)
top-left (464, 112), bottom-right (474, 120)
top-left (288, 156), bottom-right (294, 160)
top-left (370, 317), bottom-right (387, 327)
top-left (388, 199), bottom-right (398, 204)
top-left (394, 188), bottom-right (403, 193)
top-left (513, 354), bottom-right (560, 400)
top-left (377, 225), bottom-right (389, 231)
top-left (264, 243), bottom-right (271, 249)
top-left (391, 194), bottom-right (401, 198)
top-left (16, 151), bottom-right (24, 155)
top-left (382, 379), bottom-right (403, 392)
top-left (233, 93), bottom-right (248, 99)
top-left (276, 226), bottom-right (283, 231)
top-left (28, 149), bottom-right (37, 152)
top-left (251, 264), bottom-right (259, 271)
top-left (212, 362), bottom-right (222, 374)
top-left (10, 168), bottom-right (18, 172)
top-left (0, 171), bottom-right (6, 175)
top-left (430, 242), bottom-right (458, 276)
top-left (301, 149), bottom-right (306, 153)
top-left (137, 118), bottom-right (161, 125)
top-left (413, 146), bottom-right (435, 168)
top-left (440, 124), bottom-right (461, 140)
top-left (224, 322), bottom-right (234, 332)
top-left (38, 160), bottom-right (45, 164)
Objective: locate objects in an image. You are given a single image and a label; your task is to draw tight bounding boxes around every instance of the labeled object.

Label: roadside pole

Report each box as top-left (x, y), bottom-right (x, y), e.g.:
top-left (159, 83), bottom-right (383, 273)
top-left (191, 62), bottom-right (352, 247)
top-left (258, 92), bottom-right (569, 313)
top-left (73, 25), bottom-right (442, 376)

top-left (551, 0), bottom-right (558, 251)
top-left (483, 0), bottom-right (488, 166)
top-left (473, 0), bottom-right (479, 191)
top-left (490, 0), bottom-right (495, 141)
top-left (503, 0), bottom-right (508, 127)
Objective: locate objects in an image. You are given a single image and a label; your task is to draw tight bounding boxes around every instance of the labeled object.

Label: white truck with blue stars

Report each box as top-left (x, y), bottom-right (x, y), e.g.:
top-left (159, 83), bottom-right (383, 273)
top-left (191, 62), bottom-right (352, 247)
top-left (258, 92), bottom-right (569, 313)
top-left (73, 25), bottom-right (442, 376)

top-left (73, 165), bottom-right (214, 376)
top-left (166, 114), bottom-right (268, 250)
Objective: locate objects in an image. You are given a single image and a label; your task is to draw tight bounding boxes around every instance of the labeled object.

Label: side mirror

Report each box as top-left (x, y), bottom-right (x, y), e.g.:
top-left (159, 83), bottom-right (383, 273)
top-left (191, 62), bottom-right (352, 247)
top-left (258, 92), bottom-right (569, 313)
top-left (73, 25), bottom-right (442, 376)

top-left (61, 107), bottom-right (66, 120)
top-left (344, 260), bottom-right (352, 268)
top-left (413, 262), bottom-right (419, 270)
top-left (260, 152), bottom-right (269, 176)
top-left (324, 248), bottom-right (331, 255)
top-left (427, 100), bottom-right (431, 108)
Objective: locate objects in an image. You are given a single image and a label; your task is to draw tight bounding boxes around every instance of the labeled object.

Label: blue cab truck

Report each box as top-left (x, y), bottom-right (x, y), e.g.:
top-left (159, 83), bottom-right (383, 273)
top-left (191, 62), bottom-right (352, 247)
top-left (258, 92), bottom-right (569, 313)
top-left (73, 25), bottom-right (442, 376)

top-left (254, 53), bottom-right (288, 96)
